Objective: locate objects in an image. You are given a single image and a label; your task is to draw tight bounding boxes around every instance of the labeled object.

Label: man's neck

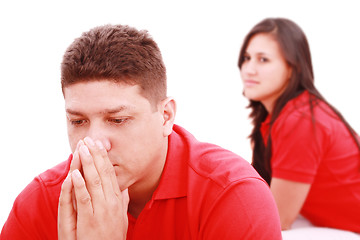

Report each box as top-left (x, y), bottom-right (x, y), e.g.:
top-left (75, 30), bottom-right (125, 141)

top-left (127, 175), bottom-right (162, 218)
top-left (127, 141), bottom-right (168, 218)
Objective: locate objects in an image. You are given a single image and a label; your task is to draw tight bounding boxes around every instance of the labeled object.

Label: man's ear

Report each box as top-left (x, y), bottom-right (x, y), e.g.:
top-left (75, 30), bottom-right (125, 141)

top-left (159, 97), bottom-right (176, 137)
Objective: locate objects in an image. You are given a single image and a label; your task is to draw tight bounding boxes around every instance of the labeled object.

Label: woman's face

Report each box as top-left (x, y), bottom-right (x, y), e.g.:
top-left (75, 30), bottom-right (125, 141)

top-left (240, 33), bottom-right (292, 113)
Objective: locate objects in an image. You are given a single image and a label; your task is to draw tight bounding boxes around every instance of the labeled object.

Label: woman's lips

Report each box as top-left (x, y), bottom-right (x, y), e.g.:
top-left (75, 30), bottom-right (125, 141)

top-left (244, 80), bottom-right (259, 87)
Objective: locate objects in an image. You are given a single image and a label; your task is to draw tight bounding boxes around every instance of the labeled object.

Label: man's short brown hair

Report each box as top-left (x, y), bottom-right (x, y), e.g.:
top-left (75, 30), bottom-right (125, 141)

top-left (61, 24), bottom-right (167, 104)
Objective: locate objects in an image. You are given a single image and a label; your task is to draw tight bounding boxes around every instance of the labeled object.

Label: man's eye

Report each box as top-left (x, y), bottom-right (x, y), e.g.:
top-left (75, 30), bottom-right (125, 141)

top-left (70, 120), bottom-right (86, 126)
top-left (109, 118), bottom-right (127, 124)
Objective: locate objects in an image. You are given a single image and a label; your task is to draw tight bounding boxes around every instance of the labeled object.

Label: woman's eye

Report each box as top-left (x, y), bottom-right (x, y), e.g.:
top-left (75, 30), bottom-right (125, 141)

top-left (260, 57), bottom-right (268, 62)
top-left (243, 56), bottom-right (250, 62)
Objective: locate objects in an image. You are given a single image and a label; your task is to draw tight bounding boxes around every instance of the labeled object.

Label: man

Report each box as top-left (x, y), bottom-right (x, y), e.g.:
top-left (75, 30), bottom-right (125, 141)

top-left (0, 24), bottom-right (282, 239)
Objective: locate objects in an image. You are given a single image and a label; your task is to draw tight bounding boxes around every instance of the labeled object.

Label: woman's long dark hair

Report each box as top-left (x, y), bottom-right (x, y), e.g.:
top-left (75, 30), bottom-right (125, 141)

top-left (238, 18), bottom-right (360, 185)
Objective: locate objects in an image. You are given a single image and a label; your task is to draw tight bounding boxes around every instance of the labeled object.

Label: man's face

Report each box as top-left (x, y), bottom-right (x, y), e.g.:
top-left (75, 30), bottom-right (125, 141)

top-left (64, 80), bottom-right (173, 192)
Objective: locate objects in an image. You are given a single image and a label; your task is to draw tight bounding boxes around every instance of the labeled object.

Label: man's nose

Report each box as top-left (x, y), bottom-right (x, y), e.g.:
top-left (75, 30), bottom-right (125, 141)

top-left (87, 124), bottom-right (112, 151)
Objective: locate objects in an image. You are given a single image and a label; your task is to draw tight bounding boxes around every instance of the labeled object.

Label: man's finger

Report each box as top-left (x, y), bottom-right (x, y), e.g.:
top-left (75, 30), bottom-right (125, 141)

top-left (58, 174), bottom-right (76, 240)
top-left (78, 142), bottom-right (105, 204)
top-left (69, 141), bottom-right (82, 172)
top-left (71, 169), bottom-right (93, 217)
top-left (84, 137), bottom-right (121, 199)
top-left (70, 150), bottom-right (81, 212)
top-left (121, 188), bottom-right (130, 212)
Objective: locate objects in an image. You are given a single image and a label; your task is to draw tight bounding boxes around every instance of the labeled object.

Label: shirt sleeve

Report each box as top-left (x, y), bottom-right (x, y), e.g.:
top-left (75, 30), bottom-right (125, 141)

top-left (200, 177), bottom-right (282, 240)
top-left (270, 109), bottom-right (328, 183)
top-left (0, 178), bottom-right (58, 240)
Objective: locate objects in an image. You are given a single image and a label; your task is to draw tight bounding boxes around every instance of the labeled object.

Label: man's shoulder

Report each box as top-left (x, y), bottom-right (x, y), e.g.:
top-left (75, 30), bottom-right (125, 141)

top-left (15, 156), bottom-right (71, 204)
top-left (172, 125), bottom-right (262, 187)
top-left (189, 142), bottom-right (261, 186)
top-left (37, 156), bottom-right (71, 187)
top-left (0, 158), bottom-right (70, 239)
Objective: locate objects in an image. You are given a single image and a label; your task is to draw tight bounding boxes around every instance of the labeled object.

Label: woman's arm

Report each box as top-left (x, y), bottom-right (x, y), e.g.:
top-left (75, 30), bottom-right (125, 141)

top-left (270, 177), bottom-right (311, 230)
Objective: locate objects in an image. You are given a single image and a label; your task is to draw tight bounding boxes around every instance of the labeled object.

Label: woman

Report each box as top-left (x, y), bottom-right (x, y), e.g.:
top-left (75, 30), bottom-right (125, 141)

top-left (238, 18), bottom-right (360, 235)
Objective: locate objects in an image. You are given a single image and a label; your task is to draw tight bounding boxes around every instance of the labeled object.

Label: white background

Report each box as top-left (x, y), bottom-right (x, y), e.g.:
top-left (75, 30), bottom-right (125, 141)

top-left (0, 0), bottom-right (359, 228)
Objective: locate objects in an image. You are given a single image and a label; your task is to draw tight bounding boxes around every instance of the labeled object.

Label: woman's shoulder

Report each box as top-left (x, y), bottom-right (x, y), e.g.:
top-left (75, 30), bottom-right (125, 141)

top-left (273, 91), bottom-right (343, 139)
top-left (279, 91), bottom-right (336, 122)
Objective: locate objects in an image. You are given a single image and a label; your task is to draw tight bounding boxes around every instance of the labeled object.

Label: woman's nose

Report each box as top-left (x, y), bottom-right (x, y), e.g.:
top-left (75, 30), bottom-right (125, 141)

top-left (242, 61), bottom-right (257, 75)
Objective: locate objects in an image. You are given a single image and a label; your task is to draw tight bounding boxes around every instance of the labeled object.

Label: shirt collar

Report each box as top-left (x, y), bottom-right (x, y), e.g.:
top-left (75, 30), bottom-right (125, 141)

top-left (152, 124), bottom-right (188, 200)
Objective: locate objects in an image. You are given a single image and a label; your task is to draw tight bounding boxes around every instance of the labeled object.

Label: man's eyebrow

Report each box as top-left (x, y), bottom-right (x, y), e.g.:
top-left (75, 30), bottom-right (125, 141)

top-left (65, 109), bottom-right (83, 116)
top-left (104, 106), bottom-right (130, 114)
top-left (66, 105), bottom-right (131, 116)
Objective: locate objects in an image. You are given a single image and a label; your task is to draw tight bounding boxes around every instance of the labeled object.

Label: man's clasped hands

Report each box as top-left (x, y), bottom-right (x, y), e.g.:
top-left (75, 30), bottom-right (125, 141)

top-left (58, 137), bottom-right (129, 240)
